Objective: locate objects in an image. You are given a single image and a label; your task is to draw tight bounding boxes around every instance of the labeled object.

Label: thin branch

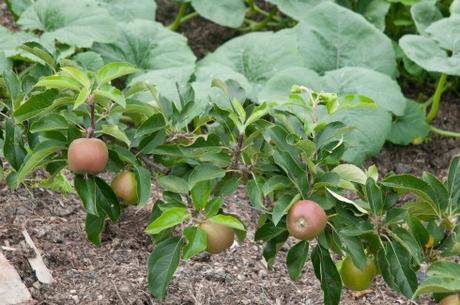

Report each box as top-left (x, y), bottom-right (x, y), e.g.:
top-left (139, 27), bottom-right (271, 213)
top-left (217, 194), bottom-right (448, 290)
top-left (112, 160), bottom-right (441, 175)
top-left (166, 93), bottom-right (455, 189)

top-left (139, 155), bottom-right (170, 175)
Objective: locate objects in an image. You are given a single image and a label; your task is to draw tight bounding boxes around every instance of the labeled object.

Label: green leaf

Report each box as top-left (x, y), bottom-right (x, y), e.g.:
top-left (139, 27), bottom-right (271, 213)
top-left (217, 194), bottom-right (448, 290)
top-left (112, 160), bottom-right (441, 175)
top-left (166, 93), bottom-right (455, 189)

top-left (327, 101), bottom-right (392, 164)
top-left (95, 176), bottom-right (120, 222)
top-left (332, 164), bottom-right (367, 185)
top-left (390, 227), bottom-right (422, 264)
top-left (85, 212), bottom-right (105, 246)
top-left (93, 20), bottom-right (195, 70)
top-left (272, 194), bottom-right (299, 226)
top-left (30, 113), bottom-right (69, 133)
top-left (246, 178), bottom-right (266, 211)
top-left (273, 150), bottom-right (308, 199)
top-left (286, 241), bottom-right (309, 281)
top-left (74, 86), bottom-right (90, 109)
top-left (208, 214), bottom-right (245, 231)
top-left (423, 171), bottom-right (449, 211)
top-left (191, 181), bottom-right (211, 211)
top-left (448, 155), bottom-right (460, 203)
top-left (3, 119), bottom-right (26, 170)
top-left (387, 100), bottom-right (430, 145)
top-left (74, 174), bottom-right (97, 216)
top-left (147, 237), bottom-right (183, 301)
top-left (96, 62), bottom-right (138, 85)
top-left (0, 26), bottom-right (34, 58)
top-left (158, 175), bottom-right (189, 194)
top-left (95, 85), bottom-right (126, 108)
top-left (101, 125), bottom-right (130, 146)
top-left (61, 66), bottom-right (91, 88)
top-left (96, 0), bottom-right (156, 21)
top-left (266, 0), bottom-right (329, 20)
top-left (355, 0), bottom-right (391, 31)
top-left (10, 140), bottom-right (65, 189)
top-left (35, 75), bottom-right (82, 91)
top-left (4, 0), bottom-right (32, 18)
top-left (311, 245), bottom-right (342, 305)
top-left (382, 175), bottom-right (440, 216)
top-left (73, 51), bottom-right (104, 71)
top-left (263, 230), bottom-right (289, 269)
top-left (366, 177), bottom-right (384, 215)
top-left (414, 261), bottom-right (460, 297)
top-left (133, 165), bottom-right (151, 207)
top-left (191, 0), bottom-right (245, 28)
top-left (183, 226), bottom-right (207, 260)
top-left (262, 175), bottom-right (291, 196)
top-left (411, 1), bottom-right (442, 35)
top-left (136, 113), bottom-right (166, 138)
top-left (296, 2), bottom-right (396, 77)
top-left (399, 17), bottom-right (460, 75)
top-left (196, 30), bottom-right (302, 103)
top-left (188, 164), bottom-right (226, 189)
top-left (145, 207), bottom-right (191, 235)
top-left (255, 219), bottom-right (287, 242)
top-left (204, 197), bottom-right (224, 218)
top-left (18, 0), bottom-right (118, 48)
top-left (14, 89), bottom-right (58, 122)
top-left (377, 241), bottom-right (418, 298)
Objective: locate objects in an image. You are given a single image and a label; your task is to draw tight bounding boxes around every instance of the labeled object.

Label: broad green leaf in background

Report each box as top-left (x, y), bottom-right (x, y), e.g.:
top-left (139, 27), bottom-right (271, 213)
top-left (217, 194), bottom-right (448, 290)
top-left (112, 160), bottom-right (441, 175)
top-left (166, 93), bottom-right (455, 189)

top-left (296, 2), bottom-right (397, 77)
top-left (325, 99), bottom-right (392, 164)
top-left (266, 0), bottom-right (330, 20)
top-left (355, 0), bottom-right (391, 31)
top-left (93, 20), bottom-right (196, 70)
top-left (196, 30), bottom-right (302, 102)
top-left (130, 66), bottom-right (194, 108)
top-left (400, 16), bottom-right (460, 75)
top-left (259, 67), bottom-right (322, 103)
top-left (191, 0), bottom-right (245, 28)
top-left (73, 51), bottom-right (104, 71)
top-left (323, 67), bottom-right (406, 115)
top-left (452, 0), bottom-right (460, 15)
top-left (14, 89), bottom-right (58, 122)
top-left (145, 207), bottom-right (191, 235)
top-left (387, 100), bottom-right (430, 145)
top-left (96, 0), bottom-right (156, 21)
top-left (410, 1), bottom-right (442, 35)
top-left (0, 26), bottom-right (34, 57)
top-left (18, 0), bottom-right (118, 48)
top-left (4, 0), bottom-right (32, 18)
top-left (148, 237), bottom-right (183, 300)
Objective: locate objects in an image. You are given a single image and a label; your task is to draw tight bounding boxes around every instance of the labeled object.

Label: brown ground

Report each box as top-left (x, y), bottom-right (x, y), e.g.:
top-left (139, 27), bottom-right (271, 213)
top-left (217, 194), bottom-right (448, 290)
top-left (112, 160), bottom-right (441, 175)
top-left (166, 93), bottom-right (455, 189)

top-left (1, 1), bottom-right (459, 305)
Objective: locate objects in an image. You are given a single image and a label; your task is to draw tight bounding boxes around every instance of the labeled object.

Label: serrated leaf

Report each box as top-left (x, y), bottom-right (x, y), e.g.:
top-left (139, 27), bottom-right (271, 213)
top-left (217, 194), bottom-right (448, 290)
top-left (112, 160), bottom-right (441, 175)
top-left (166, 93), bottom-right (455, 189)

top-left (158, 175), bottom-right (189, 194)
top-left (133, 165), bottom-right (151, 207)
top-left (183, 226), bottom-right (207, 260)
top-left (101, 125), bottom-right (130, 146)
top-left (287, 241), bottom-right (309, 281)
top-left (311, 245), bottom-right (342, 305)
top-left (147, 237), bottom-right (182, 300)
top-left (95, 85), bottom-right (126, 108)
top-left (145, 207), bottom-right (190, 235)
top-left (96, 62), bottom-right (138, 85)
top-left (188, 164), bottom-right (226, 189)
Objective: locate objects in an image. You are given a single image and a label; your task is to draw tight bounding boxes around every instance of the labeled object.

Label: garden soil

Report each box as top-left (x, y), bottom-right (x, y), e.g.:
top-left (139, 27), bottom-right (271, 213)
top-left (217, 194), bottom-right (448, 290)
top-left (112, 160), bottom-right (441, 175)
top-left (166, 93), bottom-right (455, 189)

top-left (1, 1), bottom-right (459, 304)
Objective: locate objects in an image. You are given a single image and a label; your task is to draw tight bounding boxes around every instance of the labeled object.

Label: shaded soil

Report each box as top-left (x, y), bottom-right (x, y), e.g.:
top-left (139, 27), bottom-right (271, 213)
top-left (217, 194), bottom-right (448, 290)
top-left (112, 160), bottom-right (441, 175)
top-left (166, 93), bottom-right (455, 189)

top-left (1, 1), bottom-right (459, 305)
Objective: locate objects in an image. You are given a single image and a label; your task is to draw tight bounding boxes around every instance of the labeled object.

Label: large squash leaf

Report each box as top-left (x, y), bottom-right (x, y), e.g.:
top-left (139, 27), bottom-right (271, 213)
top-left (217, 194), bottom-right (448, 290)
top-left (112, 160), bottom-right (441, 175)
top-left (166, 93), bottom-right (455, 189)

top-left (18, 0), bottom-right (118, 48)
top-left (191, 0), bottom-right (245, 28)
top-left (296, 2), bottom-right (397, 77)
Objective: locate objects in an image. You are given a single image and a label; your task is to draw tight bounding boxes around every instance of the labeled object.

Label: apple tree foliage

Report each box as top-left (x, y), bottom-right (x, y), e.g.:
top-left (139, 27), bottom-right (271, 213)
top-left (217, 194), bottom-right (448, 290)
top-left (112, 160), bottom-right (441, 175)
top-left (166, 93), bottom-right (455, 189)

top-left (0, 0), bottom-right (459, 304)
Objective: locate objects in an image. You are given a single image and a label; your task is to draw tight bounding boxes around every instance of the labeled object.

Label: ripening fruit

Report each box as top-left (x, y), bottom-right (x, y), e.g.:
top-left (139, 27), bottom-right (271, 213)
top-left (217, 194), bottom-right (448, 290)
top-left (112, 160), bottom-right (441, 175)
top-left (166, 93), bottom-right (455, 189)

top-left (439, 294), bottom-right (460, 305)
top-left (200, 221), bottom-right (234, 254)
top-left (67, 138), bottom-right (108, 175)
top-left (340, 256), bottom-right (375, 291)
top-left (287, 200), bottom-right (327, 240)
top-left (111, 171), bottom-right (138, 205)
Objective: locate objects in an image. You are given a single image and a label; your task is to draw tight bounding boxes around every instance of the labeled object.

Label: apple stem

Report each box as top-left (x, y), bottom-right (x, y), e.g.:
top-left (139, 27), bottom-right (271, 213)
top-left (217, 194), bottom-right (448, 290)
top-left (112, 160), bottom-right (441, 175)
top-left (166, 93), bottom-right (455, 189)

top-left (86, 94), bottom-right (95, 138)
